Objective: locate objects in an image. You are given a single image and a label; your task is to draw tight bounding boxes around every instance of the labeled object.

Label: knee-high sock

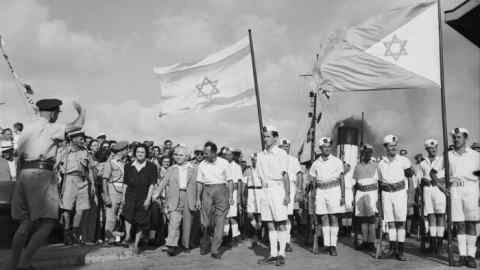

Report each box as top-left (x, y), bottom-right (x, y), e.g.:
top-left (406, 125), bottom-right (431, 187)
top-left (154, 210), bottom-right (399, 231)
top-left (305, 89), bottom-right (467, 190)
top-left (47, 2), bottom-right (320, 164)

top-left (285, 222), bottom-right (292, 243)
top-left (388, 228), bottom-right (397, 242)
top-left (231, 223), bottom-right (240, 237)
top-left (437, 226), bottom-right (445, 237)
top-left (278, 230), bottom-right (287, 256)
top-left (269, 230), bottom-right (278, 257)
top-left (397, 228), bottom-right (406, 242)
top-left (457, 234), bottom-right (467, 256)
top-left (330, 226), bottom-right (339, 247)
top-left (361, 223), bottom-right (369, 243)
top-left (322, 226), bottom-right (331, 247)
top-left (429, 226), bottom-right (437, 238)
top-left (224, 224), bottom-right (230, 235)
top-left (466, 235), bottom-right (477, 258)
top-left (368, 224), bottom-right (376, 243)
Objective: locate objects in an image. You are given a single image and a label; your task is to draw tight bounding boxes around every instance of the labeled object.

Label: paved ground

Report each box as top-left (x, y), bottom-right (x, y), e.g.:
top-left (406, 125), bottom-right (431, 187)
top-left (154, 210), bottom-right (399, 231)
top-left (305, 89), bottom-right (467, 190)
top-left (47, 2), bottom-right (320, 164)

top-left (55, 238), bottom-right (456, 270)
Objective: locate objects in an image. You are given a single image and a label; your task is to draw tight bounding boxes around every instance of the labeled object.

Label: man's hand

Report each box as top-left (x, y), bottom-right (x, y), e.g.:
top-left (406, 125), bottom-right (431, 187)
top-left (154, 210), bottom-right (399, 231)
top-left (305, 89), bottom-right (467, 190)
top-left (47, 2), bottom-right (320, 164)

top-left (283, 195), bottom-right (291, 206)
top-left (195, 200), bottom-right (202, 210)
top-left (72, 101), bottom-right (82, 113)
top-left (143, 199), bottom-right (151, 210)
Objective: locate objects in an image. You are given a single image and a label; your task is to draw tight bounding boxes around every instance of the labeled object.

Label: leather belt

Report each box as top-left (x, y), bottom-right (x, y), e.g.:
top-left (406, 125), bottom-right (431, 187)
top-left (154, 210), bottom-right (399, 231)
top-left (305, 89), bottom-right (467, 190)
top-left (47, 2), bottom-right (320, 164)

top-left (66, 171), bottom-right (85, 177)
top-left (179, 188), bottom-right (187, 192)
top-left (204, 183), bottom-right (226, 187)
top-left (315, 179), bottom-right (340, 190)
top-left (248, 186), bottom-right (263, 189)
top-left (356, 183), bottom-right (378, 192)
top-left (22, 160), bottom-right (54, 171)
top-left (381, 181), bottom-right (406, 192)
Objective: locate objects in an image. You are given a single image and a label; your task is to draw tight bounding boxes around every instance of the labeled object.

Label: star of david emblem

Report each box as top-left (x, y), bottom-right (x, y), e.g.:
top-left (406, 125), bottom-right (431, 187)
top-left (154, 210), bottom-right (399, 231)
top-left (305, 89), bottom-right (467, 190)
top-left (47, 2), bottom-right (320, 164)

top-left (383, 34), bottom-right (408, 61)
top-left (196, 77), bottom-right (219, 100)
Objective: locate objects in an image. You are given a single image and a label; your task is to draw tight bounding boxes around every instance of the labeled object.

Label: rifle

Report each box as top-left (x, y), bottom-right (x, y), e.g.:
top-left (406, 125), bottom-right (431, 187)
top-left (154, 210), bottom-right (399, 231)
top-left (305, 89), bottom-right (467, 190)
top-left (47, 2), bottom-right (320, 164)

top-left (352, 186), bottom-right (358, 249)
top-left (310, 179), bottom-right (320, 254)
top-left (375, 183), bottom-right (384, 260)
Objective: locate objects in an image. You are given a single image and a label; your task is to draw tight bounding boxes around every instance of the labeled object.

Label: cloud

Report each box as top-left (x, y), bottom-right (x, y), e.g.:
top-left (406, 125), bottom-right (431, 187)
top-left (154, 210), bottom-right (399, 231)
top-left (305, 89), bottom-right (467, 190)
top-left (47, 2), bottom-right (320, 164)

top-left (0, 0), bottom-right (114, 76)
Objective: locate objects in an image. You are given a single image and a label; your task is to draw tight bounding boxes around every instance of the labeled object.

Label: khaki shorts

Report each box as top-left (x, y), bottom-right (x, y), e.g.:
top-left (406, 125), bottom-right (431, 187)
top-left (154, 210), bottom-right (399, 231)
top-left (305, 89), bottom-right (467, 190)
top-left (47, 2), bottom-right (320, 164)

top-left (11, 169), bottom-right (59, 221)
top-left (61, 175), bottom-right (90, 211)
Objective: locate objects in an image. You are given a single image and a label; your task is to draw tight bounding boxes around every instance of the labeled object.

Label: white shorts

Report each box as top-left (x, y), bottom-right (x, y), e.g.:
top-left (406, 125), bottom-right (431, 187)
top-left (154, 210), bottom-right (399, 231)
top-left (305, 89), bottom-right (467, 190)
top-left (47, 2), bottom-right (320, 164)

top-left (355, 190), bottom-right (378, 217)
top-left (382, 190), bottom-right (407, 222)
top-left (260, 181), bottom-right (288, 222)
top-left (287, 183), bottom-right (296, 215)
top-left (315, 186), bottom-right (342, 215)
top-left (227, 190), bottom-right (238, 218)
top-left (423, 186), bottom-right (446, 216)
top-left (247, 188), bottom-right (263, 214)
top-left (451, 183), bottom-right (479, 222)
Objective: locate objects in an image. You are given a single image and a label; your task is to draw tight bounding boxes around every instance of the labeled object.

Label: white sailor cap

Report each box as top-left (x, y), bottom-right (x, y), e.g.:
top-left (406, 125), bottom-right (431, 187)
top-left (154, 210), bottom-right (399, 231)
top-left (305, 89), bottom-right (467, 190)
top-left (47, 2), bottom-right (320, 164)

top-left (424, 139), bottom-right (438, 148)
top-left (221, 146), bottom-right (233, 155)
top-left (1, 140), bottom-right (13, 152)
top-left (250, 152), bottom-right (257, 159)
top-left (263, 125), bottom-right (279, 134)
top-left (319, 136), bottom-right (332, 147)
top-left (97, 133), bottom-right (107, 139)
top-left (451, 127), bottom-right (469, 136)
top-left (383, 134), bottom-right (398, 145)
top-left (280, 138), bottom-right (291, 145)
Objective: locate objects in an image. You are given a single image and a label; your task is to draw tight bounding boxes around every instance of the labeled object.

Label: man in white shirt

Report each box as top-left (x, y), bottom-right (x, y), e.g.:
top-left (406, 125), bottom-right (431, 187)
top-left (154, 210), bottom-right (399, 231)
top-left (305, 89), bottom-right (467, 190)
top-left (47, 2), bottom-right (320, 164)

top-left (196, 141), bottom-right (233, 259)
top-left (310, 137), bottom-right (344, 256)
top-left (432, 128), bottom-right (480, 268)
top-left (221, 147), bottom-right (243, 246)
top-left (256, 125), bottom-right (290, 266)
top-left (1, 141), bottom-right (16, 180)
top-left (279, 138), bottom-right (303, 253)
top-left (378, 135), bottom-right (412, 261)
top-left (419, 139), bottom-right (446, 254)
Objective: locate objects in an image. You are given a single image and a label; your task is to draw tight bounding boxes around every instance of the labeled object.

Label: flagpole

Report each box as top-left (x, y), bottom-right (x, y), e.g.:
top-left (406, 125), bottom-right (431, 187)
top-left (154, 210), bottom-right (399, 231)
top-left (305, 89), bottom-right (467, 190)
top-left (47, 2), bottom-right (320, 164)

top-left (248, 29), bottom-right (265, 150)
top-left (436, 0), bottom-right (453, 265)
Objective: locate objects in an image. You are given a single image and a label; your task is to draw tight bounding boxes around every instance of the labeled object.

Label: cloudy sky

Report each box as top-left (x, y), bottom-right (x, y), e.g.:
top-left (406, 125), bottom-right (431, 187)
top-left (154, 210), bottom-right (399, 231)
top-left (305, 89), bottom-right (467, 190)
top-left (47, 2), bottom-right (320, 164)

top-left (0, 0), bottom-right (478, 156)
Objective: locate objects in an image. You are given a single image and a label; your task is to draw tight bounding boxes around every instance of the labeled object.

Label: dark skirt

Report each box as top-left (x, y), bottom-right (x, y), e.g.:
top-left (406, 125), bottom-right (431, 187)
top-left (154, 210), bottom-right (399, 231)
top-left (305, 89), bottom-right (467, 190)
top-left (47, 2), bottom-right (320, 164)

top-left (121, 198), bottom-right (150, 231)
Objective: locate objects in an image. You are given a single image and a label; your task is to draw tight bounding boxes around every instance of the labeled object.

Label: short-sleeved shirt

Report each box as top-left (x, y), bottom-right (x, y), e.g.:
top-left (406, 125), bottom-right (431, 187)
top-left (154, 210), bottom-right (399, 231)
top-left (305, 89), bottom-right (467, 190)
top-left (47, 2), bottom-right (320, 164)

top-left (353, 161), bottom-right (379, 181)
top-left (103, 158), bottom-right (125, 183)
top-left (378, 155), bottom-right (411, 184)
top-left (448, 148), bottom-right (480, 183)
top-left (229, 161), bottom-right (243, 184)
top-left (309, 154), bottom-right (343, 182)
top-left (287, 155), bottom-right (302, 183)
top-left (420, 156), bottom-right (444, 180)
top-left (256, 146), bottom-right (289, 182)
top-left (196, 157), bottom-right (231, 185)
top-left (17, 117), bottom-right (66, 161)
top-left (58, 147), bottom-right (89, 175)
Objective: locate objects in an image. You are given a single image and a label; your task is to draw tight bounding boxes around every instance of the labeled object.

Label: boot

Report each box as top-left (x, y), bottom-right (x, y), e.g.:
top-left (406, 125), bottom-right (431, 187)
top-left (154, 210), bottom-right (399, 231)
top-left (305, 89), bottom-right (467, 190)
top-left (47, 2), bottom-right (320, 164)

top-left (63, 228), bottom-right (73, 245)
top-left (396, 242), bottom-right (408, 261)
top-left (382, 241), bottom-right (396, 259)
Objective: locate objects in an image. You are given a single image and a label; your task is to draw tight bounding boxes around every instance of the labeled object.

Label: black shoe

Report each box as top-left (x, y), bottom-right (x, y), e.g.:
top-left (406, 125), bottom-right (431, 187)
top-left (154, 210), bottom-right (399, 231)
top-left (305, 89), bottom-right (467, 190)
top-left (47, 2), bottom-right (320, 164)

top-left (249, 241), bottom-right (258, 249)
top-left (396, 243), bottom-right (408, 261)
top-left (63, 229), bottom-right (73, 245)
top-left (330, 246), bottom-right (338, 256)
top-left (258, 256), bottom-right (277, 265)
top-left (166, 246), bottom-right (177, 256)
top-left (285, 243), bottom-right (293, 252)
top-left (465, 256), bottom-right (477, 268)
top-left (276, 256), bottom-right (285, 266)
top-left (211, 253), bottom-right (222, 260)
top-left (451, 256), bottom-right (465, 267)
top-left (200, 248), bottom-right (210, 256)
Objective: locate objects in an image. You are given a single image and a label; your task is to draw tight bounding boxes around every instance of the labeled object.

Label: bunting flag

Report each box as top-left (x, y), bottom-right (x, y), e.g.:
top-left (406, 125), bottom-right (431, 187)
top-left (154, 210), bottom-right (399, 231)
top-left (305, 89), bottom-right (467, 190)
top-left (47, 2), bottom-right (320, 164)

top-left (0, 35), bottom-right (36, 113)
top-left (154, 36), bottom-right (255, 117)
top-left (313, 1), bottom-right (440, 92)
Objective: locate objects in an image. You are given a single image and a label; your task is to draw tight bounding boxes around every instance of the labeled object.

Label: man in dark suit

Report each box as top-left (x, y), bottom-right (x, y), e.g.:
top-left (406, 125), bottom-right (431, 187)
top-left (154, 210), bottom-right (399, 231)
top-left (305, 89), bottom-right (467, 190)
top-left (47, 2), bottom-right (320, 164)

top-left (158, 145), bottom-right (197, 256)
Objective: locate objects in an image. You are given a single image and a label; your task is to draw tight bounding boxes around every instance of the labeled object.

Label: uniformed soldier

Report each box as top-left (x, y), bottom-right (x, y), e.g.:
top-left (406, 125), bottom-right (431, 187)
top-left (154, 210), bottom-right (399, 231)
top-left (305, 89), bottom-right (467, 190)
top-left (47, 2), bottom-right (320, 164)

top-left (58, 130), bottom-right (94, 245)
top-left (378, 135), bottom-right (413, 261)
top-left (245, 153), bottom-right (263, 248)
top-left (309, 137), bottom-right (344, 256)
top-left (279, 138), bottom-right (303, 253)
top-left (8, 99), bottom-right (85, 270)
top-left (353, 144), bottom-right (379, 251)
top-left (221, 147), bottom-right (243, 246)
top-left (256, 125), bottom-right (290, 266)
top-left (432, 128), bottom-right (480, 268)
top-left (419, 139), bottom-right (446, 254)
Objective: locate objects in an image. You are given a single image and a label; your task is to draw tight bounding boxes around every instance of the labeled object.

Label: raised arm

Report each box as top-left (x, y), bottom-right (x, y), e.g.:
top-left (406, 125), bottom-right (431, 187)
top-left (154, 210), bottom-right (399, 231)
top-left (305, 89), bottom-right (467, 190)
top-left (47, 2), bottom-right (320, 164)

top-left (66, 101), bottom-right (86, 133)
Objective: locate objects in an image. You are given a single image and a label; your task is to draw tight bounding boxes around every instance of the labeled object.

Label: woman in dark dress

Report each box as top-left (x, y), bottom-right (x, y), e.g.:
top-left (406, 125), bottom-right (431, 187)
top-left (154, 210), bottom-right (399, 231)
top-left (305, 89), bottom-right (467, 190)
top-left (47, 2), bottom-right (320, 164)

top-left (122, 144), bottom-right (157, 254)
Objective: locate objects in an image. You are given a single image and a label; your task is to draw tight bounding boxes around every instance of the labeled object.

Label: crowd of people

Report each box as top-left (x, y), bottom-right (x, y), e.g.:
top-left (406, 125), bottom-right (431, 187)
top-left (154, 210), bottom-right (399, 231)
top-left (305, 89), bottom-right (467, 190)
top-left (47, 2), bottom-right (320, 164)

top-left (1, 98), bottom-right (480, 270)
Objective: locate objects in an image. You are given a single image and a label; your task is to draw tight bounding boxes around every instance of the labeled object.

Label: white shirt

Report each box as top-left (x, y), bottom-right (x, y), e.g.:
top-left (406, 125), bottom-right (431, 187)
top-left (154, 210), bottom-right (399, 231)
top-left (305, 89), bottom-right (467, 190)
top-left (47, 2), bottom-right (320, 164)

top-left (309, 154), bottom-right (343, 182)
top-left (176, 164), bottom-right (189, 189)
top-left (287, 155), bottom-right (302, 183)
top-left (255, 145), bottom-right (289, 182)
top-left (196, 157), bottom-right (231, 185)
top-left (229, 161), bottom-right (243, 183)
top-left (378, 155), bottom-right (411, 184)
top-left (420, 156), bottom-right (444, 180)
top-left (17, 117), bottom-right (66, 161)
top-left (448, 148), bottom-right (480, 183)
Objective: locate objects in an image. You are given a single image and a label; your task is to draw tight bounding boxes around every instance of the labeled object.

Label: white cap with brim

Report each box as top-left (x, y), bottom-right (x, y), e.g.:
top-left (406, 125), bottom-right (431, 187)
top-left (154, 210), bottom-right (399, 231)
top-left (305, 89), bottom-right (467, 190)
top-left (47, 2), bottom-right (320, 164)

top-left (383, 134), bottom-right (398, 145)
top-left (280, 138), bottom-right (291, 145)
top-left (319, 137), bottom-right (332, 147)
top-left (263, 125), bottom-right (279, 134)
top-left (424, 139), bottom-right (438, 148)
top-left (451, 128), bottom-right (469, 137)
